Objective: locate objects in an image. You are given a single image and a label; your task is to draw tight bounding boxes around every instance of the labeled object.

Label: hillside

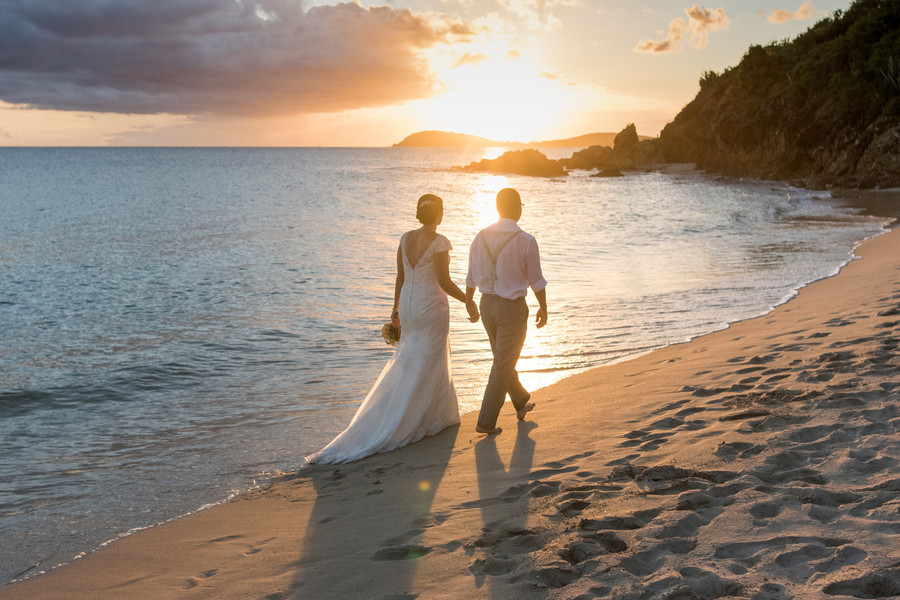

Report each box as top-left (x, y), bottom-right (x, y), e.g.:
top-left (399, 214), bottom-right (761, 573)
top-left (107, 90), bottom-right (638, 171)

top-left (393, 131), bottom-right (646, 149)
top-left (392, 131), bottom-right (498, 147)
top-left (657, 0), bottom-right (900, 189)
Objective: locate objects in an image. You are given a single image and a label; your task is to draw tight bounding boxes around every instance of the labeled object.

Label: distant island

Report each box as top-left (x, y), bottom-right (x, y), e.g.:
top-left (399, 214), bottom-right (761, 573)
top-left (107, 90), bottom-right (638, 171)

top-left (393, 130), bottom-right (650, 149)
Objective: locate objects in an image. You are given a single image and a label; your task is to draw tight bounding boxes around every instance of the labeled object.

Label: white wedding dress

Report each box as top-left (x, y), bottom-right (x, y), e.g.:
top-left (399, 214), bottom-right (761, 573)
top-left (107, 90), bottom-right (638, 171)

top-left (306, 232), bottom-right (461, 464)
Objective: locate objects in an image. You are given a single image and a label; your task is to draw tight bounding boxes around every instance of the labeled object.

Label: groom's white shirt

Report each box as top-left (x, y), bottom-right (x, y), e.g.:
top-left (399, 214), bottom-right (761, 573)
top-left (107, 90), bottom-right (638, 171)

top-left (466, 218), bottom-right (547, 300)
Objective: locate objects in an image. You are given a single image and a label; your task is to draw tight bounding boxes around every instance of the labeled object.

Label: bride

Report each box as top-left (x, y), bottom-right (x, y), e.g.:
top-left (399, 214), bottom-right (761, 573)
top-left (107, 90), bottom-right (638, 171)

top-left (307, 194), bottom-right (478, 464)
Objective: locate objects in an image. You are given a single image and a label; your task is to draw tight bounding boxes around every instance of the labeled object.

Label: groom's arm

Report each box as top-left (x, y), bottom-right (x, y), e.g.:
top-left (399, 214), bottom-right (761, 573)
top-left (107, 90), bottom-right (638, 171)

top-left (465, 286), bottom-right (479, 322)
top-left (534, 288), bottom-right (548, 329)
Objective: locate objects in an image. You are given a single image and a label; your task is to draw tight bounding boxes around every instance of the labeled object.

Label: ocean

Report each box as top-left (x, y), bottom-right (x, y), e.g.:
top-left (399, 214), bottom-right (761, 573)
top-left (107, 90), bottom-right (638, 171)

top-left (0, 147), bottom-right (889, 583)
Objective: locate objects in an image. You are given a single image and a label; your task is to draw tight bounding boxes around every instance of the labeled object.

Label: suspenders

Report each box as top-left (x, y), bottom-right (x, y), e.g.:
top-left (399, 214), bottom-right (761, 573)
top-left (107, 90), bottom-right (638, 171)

top-left (481, 230), bottom-right (522, 288)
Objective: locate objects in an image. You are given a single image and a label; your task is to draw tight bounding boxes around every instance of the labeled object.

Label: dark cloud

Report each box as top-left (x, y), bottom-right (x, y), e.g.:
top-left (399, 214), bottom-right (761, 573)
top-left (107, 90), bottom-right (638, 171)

top-left (0, 0), bottom-right (473, 115)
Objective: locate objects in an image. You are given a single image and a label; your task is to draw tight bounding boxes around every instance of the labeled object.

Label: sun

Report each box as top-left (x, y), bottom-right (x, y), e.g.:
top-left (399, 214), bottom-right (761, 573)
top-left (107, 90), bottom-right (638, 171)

top-left (422, 50), bottom-right (589, 143)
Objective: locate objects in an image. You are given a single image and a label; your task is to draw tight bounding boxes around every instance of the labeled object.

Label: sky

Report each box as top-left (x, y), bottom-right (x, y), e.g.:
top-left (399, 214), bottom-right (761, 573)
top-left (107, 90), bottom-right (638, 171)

top-left (0, 0), bottom-right (855, 146)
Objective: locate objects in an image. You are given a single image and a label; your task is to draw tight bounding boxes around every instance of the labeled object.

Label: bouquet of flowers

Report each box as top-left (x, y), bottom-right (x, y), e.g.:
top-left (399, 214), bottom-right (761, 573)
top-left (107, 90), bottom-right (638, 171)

top-left (381, 322), bottom-right (401, 346)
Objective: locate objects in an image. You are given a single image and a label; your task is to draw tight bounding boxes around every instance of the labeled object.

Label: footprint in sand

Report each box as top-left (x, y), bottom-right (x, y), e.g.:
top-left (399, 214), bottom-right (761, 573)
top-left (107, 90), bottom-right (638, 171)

top-left (579, 507), bottom-right (664, 532)
top-left (371, 545), bottom-right (432, 561)
top-left (750, 450), bottom-right (829, 485)
top-left (558, 537), bottom-right (615, 565)
top-left (528, 560), bottom-right (581, 589)
top-left (714, 535), bottom-right (850, 567)
top-left (749, 501), bottom-right (782, 521)
top-left (556, 490), bottom-right (592, 517)
top-left (813, 545), bottom-right (867, 573)
top-left (618, 547), bottom-right (669, 577)
top-left (466, 527), bottom-right (543, 554)
top-left (653, 511), bottom-right (714, 539)
top-left (466, 528), bottom-right (545, 586)
top-left (822, 569), bottom-right (900, 598)
top-left (184, 568), bottom-right (217, 589)
top-left (678, 567), bottom-right (744, 597)
top-left (754, 582), bottom-right (791, 600)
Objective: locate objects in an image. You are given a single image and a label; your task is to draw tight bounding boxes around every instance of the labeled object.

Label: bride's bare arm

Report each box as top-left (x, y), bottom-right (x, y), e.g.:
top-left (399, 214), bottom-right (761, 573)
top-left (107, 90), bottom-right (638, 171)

top-left (434, 250), bottom-right (467, 303)
top-left (392, 245), bottom-right (404, 326)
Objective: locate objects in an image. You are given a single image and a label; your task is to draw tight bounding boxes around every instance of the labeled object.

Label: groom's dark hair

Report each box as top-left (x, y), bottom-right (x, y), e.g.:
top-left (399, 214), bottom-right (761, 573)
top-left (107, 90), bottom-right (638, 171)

top-left (496, 188), bottom-right (522, 218)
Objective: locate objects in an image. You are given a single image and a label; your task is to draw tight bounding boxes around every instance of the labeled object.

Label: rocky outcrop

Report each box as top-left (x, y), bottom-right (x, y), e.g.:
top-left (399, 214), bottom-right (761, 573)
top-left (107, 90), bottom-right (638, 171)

top-left (837, 118), bottom-right (900, 188)
top-left (612, 124), bottom-right (639, 167)
top-left (560, 124), bottom-right (663, 175)
top-left (561, 145), bottom-right (614, 171)
top-left (451, 148), bottom-right (567, 177)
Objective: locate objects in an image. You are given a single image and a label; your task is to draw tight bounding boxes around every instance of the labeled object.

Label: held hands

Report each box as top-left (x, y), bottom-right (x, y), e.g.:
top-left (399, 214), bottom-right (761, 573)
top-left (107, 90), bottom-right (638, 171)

top-left (465, 298), bottom-right (480, 323)
top-left (535, 306), bottom-right (548, 329)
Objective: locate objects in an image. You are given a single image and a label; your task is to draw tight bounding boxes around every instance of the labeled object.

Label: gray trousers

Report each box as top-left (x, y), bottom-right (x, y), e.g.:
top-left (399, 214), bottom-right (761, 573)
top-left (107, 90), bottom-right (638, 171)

top-left (477, 294), bottom-right (530, 429)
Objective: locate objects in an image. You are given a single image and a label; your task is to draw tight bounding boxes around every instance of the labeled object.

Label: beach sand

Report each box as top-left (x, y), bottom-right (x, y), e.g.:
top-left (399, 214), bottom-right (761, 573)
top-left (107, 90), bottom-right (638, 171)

top-left (3, 197), bottom-right (898, 600)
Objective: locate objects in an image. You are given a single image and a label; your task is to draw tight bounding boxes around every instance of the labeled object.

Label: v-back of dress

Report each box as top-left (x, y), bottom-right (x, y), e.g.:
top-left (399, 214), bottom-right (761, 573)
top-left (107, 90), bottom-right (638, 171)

top-left (306, 232), bottom-right (460, 464)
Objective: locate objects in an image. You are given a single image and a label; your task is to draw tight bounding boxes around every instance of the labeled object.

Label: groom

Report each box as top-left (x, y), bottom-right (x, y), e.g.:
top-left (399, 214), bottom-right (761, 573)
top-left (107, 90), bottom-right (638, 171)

top-left (466, 187), bottom-right (548, 434)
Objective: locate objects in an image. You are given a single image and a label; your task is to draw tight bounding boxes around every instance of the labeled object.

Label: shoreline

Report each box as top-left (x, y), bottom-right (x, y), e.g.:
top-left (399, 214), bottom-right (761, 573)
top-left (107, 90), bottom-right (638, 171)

top-left (2, 191), bottom-right (897, 599)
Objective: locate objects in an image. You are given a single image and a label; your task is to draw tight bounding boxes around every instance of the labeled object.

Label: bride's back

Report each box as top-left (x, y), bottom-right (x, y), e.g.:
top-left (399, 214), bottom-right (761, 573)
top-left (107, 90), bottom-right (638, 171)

top-left (403, 228), bottom-right (438, 268)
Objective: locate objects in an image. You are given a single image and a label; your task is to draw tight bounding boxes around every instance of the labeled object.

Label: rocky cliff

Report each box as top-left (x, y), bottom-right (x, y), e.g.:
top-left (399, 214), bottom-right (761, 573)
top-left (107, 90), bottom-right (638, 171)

top-left (656, 0), bottom-right (900, 189)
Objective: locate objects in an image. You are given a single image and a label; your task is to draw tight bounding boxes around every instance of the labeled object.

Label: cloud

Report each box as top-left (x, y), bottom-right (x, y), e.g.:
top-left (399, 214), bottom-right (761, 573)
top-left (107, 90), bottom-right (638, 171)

top-left (635, 17), bottom-right (687, 53)
top-left (764, 1), bottom-right (816, 23)
top-left (498, 0), bottom-right (575, 32)
top-left (0, 125), bottom-right (13, 139)
top-left (684, 6), bottom-right (730, 47)
top-left (538, 69), bottom-right (578, 86)
top-left (0, 0), bottom-right (474, 116)
top-left (635, 5), bottom-right (730, 53)
top-left (452, 53), bottom-right (488, 68)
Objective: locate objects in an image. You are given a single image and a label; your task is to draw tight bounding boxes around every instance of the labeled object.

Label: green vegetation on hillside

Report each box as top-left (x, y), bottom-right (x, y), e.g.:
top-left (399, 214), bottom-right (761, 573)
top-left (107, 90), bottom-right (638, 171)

top-left (658, 0), bottom-right (900, 188)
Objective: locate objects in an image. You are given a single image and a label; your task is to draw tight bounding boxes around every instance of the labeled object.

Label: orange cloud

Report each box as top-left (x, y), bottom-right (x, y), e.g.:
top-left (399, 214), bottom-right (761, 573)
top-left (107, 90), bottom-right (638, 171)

top-left (765, 1), bottom-right (816, 23)
top-left (635, 17), bottom-right (688, 53)
top-left (0, 1), bottom-right (474, 116)
top-left (635, 5), bottom-right (730, 54)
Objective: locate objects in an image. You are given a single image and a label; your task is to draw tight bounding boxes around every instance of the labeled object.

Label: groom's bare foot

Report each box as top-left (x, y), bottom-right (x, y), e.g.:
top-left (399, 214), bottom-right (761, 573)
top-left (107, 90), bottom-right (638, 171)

top-left (516, 402), bottom-right (535, 421)
top-left (475, 425), bottom-right (502, 434)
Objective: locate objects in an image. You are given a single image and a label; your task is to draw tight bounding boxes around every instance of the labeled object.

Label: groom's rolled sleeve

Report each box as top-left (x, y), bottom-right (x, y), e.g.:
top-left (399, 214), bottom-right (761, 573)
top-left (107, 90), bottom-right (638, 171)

top-left (526, 238), bottom-right (547, 292)
top-left (466, 237), bottom-right (479, 290)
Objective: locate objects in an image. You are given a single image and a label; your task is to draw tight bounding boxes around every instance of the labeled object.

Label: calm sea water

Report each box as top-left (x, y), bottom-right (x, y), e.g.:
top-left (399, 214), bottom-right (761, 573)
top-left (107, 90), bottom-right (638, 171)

top-left (0, 147), bottom-right (888, 583)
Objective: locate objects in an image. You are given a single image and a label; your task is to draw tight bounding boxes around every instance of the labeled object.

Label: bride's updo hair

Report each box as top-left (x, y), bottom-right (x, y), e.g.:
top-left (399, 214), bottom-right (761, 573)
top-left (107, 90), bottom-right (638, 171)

top-left (416, 194), bottom-right (443, 224)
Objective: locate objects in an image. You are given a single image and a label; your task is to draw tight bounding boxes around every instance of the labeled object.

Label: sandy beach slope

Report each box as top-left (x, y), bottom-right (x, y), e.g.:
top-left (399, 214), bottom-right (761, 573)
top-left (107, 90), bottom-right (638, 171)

top-left (3, 206), bottom-right (898, 600)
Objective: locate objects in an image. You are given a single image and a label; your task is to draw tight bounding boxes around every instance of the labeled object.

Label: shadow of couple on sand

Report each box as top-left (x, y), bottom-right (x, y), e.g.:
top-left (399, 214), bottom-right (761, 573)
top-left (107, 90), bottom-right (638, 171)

top-left (288, 425), bottom-right (459, 598)
top-left (287, 419), bottom-right (537, 599)
top-left (470, 420), bottom-right (539, 596)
